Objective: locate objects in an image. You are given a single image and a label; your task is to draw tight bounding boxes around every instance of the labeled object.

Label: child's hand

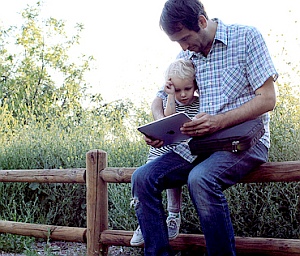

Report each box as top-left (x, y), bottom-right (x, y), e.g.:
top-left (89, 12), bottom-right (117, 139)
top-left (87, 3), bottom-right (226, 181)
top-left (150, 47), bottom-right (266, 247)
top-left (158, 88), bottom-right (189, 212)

top-left (144, 135), bottom-right (164, 148)
top-left (164, 79), bottom-right (175, 95)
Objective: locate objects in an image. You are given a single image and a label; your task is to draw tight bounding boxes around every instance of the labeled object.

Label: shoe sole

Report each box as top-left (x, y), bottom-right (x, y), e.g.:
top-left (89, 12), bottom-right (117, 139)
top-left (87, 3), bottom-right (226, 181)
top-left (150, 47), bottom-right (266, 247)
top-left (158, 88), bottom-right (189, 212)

top-left (130, 234), bottom-right (178, 246)
top-left (130, 240), bottom-right (144, 246)
top-left (168, 233), bottom-right (179, 240)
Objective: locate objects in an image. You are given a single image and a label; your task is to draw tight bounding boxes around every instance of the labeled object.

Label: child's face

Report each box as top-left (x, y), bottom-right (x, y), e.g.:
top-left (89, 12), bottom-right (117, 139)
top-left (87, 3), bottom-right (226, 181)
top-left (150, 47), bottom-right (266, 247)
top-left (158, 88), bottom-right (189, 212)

top-left (171, 76), bottom-right (196, 105)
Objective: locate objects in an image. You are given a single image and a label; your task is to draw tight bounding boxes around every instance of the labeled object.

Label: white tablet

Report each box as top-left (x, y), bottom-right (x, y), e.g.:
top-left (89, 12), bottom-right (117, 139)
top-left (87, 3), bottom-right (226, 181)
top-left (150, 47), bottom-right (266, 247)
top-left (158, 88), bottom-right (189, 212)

top-left (137, 112), bottom-right (192, 146)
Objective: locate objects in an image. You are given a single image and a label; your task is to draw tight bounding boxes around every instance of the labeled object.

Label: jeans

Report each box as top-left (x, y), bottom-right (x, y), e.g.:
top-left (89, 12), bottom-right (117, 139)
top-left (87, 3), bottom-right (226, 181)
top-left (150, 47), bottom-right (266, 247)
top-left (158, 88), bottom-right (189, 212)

top-left (147, 159), bottom-right (182, 213)
top-left (131, 141), bottom-right (268, 256)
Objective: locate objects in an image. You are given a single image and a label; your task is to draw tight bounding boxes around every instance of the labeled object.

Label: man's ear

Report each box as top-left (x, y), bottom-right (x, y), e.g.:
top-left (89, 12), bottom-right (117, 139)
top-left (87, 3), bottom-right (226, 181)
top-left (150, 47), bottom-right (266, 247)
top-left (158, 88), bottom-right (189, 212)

top-left (198, 15), bottom-right (208, 29)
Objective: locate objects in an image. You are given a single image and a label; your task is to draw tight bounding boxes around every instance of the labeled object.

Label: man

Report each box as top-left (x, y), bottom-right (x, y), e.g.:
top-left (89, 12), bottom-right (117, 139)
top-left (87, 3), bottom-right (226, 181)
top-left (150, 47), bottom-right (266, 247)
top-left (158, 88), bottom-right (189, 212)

top-left (132, 0), bottom-right (278, 255)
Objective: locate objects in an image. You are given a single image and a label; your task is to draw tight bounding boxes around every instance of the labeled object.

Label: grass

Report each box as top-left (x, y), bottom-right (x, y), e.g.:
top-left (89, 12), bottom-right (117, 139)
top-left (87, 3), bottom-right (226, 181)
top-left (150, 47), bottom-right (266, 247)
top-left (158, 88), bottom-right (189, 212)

top-left (0, 95), bottom-right (299, 254)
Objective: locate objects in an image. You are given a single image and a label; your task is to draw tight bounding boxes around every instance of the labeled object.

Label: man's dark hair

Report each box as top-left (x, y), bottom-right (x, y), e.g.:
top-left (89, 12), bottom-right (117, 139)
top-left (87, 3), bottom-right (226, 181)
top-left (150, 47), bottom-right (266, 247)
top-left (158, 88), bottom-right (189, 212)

top-left (159, 0), bottom-right (208, 35)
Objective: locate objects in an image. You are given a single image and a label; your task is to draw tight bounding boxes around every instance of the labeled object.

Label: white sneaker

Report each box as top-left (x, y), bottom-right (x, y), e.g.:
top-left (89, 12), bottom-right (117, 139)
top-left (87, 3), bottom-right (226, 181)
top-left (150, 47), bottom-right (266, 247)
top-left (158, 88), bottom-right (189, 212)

top-left (130, 226), bottom-right (144, 246)
top-left (167, 214), bottom-right (181, 240)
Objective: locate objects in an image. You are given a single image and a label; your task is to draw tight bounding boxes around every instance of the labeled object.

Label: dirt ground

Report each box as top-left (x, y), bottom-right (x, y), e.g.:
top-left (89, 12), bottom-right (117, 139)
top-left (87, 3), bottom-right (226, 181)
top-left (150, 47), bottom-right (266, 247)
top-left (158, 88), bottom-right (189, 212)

top-left (0, 242), bottom-right (138, 256)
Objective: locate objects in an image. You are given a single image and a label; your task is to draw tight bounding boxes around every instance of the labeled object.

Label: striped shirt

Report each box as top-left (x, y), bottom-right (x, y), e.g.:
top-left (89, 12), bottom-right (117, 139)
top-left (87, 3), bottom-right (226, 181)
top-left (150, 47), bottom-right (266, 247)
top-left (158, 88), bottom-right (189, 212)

top-left (157, 19), bottom-right (278, 163)
top-left (148, 96), bottom-right (199, 162)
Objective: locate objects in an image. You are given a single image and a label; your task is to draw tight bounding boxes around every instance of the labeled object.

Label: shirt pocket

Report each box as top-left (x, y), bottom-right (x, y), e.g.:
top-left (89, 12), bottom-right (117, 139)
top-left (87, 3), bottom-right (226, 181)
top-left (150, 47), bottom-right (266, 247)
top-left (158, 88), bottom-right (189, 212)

top-left (221, 66), bottom-right (248, 100)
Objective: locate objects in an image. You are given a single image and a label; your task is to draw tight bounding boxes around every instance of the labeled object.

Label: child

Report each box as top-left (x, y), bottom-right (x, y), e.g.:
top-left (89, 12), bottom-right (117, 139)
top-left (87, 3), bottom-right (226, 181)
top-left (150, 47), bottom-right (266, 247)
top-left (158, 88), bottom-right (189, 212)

top-left (130, 59), bottom-right (199, 246)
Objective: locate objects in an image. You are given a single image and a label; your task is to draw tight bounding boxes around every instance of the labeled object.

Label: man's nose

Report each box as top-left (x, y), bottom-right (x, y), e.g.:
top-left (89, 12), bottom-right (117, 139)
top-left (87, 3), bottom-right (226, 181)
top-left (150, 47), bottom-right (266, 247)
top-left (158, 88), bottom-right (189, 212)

top-left (179, 42), bottom-right (189, 51)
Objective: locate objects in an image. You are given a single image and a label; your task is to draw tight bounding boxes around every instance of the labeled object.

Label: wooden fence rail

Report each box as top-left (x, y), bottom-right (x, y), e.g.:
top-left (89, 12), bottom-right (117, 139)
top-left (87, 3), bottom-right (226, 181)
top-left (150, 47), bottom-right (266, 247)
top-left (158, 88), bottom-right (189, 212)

top-left (0, 168), bottom-right (87, 243)
top-left (0, 149), bottom-right (300, 256)
top-left (0, 168), bottom-right (86, 183)
top-left (0, 221), bottom-right (86, 242)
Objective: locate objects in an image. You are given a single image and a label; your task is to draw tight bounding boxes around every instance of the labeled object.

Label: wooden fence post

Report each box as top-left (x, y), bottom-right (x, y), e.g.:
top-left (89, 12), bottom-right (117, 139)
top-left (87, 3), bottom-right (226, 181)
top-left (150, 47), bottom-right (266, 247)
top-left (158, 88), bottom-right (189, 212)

top-left (86, 150), bottom-right (108, 256)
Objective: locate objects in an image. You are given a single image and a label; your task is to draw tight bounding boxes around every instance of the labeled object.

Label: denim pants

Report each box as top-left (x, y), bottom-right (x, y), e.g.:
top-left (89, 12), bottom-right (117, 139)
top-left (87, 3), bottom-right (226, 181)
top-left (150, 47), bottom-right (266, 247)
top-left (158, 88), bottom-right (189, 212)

top-left (147, 160), bottom-right (182, 213)
top-left (131, 141), bottom-right (268, 256)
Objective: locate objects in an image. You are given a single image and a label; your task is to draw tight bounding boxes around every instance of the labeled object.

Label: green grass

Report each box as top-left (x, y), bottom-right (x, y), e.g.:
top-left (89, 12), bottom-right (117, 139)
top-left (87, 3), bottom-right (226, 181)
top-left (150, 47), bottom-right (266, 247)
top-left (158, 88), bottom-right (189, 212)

top-left (0, 97), bottom-right (299, 254)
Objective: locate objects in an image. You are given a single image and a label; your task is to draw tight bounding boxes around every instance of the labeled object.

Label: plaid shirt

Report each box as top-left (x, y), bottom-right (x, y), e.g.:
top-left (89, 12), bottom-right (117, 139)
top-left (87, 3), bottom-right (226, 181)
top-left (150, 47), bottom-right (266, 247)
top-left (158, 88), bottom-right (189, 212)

top-left (157, 19), bottom-right (278, 163)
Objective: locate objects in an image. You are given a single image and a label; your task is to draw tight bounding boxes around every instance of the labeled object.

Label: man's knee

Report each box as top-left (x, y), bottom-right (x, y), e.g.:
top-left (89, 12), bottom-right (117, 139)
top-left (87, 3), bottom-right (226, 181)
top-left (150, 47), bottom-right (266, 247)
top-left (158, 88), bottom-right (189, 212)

top-left (187, 167), bottom-right (216, 195)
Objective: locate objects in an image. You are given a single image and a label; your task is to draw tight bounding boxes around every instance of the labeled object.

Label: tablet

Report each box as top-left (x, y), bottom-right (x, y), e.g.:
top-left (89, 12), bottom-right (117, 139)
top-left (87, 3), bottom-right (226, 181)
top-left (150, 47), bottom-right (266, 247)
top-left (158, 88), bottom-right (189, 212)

top-left (137, 112), bottom-right (192, 146)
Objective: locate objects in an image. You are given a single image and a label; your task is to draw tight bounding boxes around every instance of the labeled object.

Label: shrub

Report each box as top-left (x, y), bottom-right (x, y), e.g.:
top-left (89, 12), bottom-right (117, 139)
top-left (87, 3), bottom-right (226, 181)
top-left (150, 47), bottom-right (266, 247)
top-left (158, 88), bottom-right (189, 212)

top-left (0, 88), bottom-right (299, 253)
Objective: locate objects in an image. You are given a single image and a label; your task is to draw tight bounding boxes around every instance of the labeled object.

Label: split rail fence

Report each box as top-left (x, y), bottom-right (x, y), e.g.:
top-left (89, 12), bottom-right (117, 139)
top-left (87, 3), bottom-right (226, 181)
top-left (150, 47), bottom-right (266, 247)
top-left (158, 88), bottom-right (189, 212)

top-left (0, 149), bottom-right (300, 255)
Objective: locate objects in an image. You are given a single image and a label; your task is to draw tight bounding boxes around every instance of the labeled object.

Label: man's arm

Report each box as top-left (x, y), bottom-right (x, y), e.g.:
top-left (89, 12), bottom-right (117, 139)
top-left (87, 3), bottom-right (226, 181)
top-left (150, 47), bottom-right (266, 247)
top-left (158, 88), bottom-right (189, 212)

top-left (181, 76), bottom-right (276, 136)
top-left (151, 96), bottom-right (165, 120)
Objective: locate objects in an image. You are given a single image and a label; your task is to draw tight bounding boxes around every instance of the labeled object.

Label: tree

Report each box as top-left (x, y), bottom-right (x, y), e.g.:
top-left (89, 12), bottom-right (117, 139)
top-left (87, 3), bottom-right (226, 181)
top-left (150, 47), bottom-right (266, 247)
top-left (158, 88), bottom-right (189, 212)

top-left (0, 2), bottom-right (94, 126)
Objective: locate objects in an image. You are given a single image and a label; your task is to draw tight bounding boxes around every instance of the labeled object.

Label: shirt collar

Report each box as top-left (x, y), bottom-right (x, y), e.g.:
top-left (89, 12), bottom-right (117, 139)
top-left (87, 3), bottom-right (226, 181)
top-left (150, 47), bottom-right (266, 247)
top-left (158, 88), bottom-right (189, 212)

top-left (213, 18), bottom-right (228, 46)
top-left (188, 18), bottom-right (228, 59)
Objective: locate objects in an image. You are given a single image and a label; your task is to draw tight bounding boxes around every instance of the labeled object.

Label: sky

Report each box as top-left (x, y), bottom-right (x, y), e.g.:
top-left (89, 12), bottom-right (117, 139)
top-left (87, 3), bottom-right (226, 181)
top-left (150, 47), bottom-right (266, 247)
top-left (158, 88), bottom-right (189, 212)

top-left (1, 0), bottom-right (299, 105)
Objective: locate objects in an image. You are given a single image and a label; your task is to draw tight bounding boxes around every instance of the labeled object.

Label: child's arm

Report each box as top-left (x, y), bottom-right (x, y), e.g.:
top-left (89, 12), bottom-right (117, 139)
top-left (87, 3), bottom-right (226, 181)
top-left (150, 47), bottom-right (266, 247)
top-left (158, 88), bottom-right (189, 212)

top-left (165, 94), bottom-right (176, 116)
top-left (164, 79), bottom-right (176, 116)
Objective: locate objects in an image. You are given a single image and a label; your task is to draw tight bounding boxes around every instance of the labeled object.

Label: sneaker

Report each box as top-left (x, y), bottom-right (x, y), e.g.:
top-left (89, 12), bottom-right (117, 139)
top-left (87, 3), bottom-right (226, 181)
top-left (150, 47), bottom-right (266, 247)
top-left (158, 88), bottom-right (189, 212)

top-left (130, 226), bottom-right (144, 246)
top-left (167, 214), bottom-right (181, 240)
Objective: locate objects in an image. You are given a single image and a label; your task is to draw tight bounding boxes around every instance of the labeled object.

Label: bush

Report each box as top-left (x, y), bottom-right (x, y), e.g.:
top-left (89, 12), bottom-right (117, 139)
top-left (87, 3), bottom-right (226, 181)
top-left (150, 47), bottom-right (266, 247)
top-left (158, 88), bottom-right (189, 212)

top-left (0, 89), bottom-right (299, 254)
top-left (0, 104), bottom-right (150, 252)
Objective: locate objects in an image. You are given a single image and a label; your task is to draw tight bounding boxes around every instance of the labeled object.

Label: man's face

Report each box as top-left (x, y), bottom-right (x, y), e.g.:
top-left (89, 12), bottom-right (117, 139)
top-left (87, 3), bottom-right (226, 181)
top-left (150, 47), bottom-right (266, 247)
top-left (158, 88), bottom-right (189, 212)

top-left (168, 26), bottom-right (211, 56)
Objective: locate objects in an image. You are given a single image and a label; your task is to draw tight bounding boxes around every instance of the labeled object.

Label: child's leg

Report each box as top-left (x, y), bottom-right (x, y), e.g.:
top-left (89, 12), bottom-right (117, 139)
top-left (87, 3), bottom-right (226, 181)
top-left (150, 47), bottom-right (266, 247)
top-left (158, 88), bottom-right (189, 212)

top-left (166, 187), bottom-right (182, 214)
top-left (166, 187), bottom-right (182, 239)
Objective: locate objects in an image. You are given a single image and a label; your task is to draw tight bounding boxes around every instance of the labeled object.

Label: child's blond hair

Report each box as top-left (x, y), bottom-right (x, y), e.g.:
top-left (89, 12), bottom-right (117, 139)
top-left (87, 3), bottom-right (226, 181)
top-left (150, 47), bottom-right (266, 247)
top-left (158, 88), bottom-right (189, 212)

top-left (164, 59), bottom-right (195, 81)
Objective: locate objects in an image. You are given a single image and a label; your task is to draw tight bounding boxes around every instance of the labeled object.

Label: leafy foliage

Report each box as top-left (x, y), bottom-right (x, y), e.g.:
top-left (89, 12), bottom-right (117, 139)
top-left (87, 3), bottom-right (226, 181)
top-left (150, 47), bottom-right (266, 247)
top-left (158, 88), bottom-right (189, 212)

top-left (0, 2), bottom-right (93, 127)
top-left (269, 81), bottom-right (300, 161)
top-left (0, 1), bottom-right (299, 255)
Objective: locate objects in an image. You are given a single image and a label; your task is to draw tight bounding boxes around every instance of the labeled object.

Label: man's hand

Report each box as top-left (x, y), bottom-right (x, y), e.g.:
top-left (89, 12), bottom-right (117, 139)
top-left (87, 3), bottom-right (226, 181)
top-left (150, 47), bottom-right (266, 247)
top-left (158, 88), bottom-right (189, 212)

top-left (181, 113), bottom-right (221, 136)
top-left (144, 135), bottom-right (164, 148)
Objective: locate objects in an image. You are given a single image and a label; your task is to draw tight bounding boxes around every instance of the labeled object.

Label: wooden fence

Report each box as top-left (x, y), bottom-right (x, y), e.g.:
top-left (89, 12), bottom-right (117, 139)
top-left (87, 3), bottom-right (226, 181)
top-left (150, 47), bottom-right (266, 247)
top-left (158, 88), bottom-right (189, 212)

top-left (0, 149), bottom-right (300, 255)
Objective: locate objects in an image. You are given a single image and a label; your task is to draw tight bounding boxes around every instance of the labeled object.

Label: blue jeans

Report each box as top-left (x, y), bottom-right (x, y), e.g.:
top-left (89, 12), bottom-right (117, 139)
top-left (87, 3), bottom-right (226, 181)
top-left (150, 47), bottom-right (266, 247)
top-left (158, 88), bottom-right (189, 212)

top-left (131, 141), bottom-right (268, 256)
